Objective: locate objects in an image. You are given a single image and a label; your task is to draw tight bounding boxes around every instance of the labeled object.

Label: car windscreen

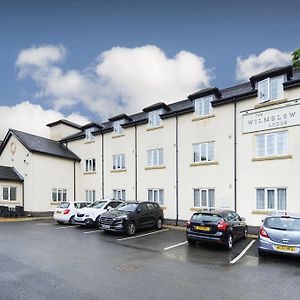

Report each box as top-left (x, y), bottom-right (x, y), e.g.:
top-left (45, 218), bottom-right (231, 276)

top-left (192, 213), bottom-right (222, 223)
top-left (117, 203), bottom-right (139, 212)
top-left (264, 217), bottom-right (300, 231)
top-left (59, 202), bottom-right (70, 208)
top-left (88, 201), bottom-right (105, 208)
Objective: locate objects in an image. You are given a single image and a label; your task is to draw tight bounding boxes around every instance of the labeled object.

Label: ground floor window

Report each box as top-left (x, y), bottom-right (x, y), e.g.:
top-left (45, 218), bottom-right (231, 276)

top-left (2, 186), bottom-right (17, 201)
top-left (113, 189), bottom-right (126, 200)
top-left (193, 188), bottom-right (215, 209)
top-left (256, 188), bottom-right (287, 211)
top-left (52, 188), bottom-right (67, 202)
top-left (85, 190), bottom-right (96, 203)
top-left (147, 189), bottom-right (164, 205)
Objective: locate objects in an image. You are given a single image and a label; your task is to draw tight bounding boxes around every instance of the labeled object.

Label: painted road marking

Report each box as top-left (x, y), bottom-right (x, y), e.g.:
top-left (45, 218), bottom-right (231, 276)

top-left (83, 230), bottom-right (102, 234)
top-left (164, 241), bottom-right (188, 251)
top-left (36, 223), bottom-right (53, 226)
top-left (230, 240), bottom-right (256, 265)
top-left (56, 225), bottom-right (80, 230)
top-left (117, 229), bottom-right (169, 241)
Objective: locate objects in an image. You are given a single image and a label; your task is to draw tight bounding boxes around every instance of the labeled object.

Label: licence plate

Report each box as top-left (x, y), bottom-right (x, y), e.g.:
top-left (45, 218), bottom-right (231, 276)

top-left (76, 217), bottom-right (82, 221)
top-left (102, 224), bottom-right (110, 229)
top-left (274, 245), bottom-right (296, 252)
top-left (56, 211), bottom-right (61, 214)
top-left (195, 226), bottom-right (211, 231)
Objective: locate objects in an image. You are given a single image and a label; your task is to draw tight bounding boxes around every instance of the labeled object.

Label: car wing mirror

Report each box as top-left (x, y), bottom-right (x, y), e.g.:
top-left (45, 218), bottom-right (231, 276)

top-left (107, 206), bottom-right (112, 211)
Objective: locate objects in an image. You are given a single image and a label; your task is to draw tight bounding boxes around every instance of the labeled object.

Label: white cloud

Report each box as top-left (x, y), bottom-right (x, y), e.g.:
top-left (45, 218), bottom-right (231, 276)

top-left (0, 101), bottom-right (89, 140)
top-left (16, 44), bottom-right (212, 119)
top-left (235, 48), bottom-right (291, 81)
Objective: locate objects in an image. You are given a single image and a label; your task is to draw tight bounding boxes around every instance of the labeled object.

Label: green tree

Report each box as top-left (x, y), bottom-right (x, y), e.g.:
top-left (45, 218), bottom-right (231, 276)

top-left (292, 48), bottom-right (300, 68)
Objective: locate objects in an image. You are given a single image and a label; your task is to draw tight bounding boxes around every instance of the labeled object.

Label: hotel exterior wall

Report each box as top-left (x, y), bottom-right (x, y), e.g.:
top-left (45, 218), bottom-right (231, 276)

top-left (103, 128), bottom-right (136, 200)
top-left (67, 137), bottom-right (102, 201)
top-left (177, 104), bottom-right (235, 221)
top-left (236, 86), bottom-right (300, 225)
top-left (50, 123), bottom-right (80, 141)
top-left (137, 118), bottom-right (176, 219)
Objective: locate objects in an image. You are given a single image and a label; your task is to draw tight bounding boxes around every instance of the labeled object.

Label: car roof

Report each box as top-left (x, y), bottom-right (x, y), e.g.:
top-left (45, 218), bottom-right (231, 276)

top-left (266, 212), bottom-right (300, 218)
top-left (193, 209), bottom-right (232, 216)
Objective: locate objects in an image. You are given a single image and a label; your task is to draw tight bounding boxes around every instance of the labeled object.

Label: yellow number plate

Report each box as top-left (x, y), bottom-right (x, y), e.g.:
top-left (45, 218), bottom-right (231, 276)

top-left (195, 226), bottom-right (210, 231)
top-left (275, 245), bottom-right (296, 252)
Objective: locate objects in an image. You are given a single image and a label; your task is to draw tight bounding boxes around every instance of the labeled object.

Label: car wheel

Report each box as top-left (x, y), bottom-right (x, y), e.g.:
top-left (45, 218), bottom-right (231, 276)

top-left (225, 234), bottom-right (233, 250)
top-left (243, 226), bottom-right (248, 239)
top-left (95, 216), bottom-right (100, 228)
top-left (69, 216), bottom-right (75, 225)
top-left (126, 221), bottom-right (136, 236)
top-left (188, 239), bottom-right (196, 246)
top-left (156, 218), bottom-right (163, 230)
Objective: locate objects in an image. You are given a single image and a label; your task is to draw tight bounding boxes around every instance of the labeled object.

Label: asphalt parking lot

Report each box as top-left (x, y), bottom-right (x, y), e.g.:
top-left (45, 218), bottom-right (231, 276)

top-left (1, 220), bottom-right (300, 300)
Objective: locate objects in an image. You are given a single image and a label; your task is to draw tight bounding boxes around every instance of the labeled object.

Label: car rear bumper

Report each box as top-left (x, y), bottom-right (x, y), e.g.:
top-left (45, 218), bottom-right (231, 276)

top-left (53, 214), bottom-right (69, 223)
top-left (186, 231), bottom-right (226, 245)
top-left (259, 238), bottom-right (300, 256)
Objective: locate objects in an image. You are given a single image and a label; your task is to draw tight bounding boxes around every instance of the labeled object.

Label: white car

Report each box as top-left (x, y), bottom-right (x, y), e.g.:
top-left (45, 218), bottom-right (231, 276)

top-left (53, 201), bottom-right (89, 225)
top-left (74, 199), bottom-right (123, 227)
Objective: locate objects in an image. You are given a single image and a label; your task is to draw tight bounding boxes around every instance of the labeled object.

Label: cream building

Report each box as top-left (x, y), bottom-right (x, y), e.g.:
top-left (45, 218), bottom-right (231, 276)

top-left (0, 65), bottom-right (299, 225)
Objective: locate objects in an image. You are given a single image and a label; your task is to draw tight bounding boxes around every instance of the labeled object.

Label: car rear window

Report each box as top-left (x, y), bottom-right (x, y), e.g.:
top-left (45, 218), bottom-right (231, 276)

top-left (192, 213), bottom-right (222, 223)
top-left (59, 202), bottom-right (70, 208)
top-left (264, 217), bottom-right (300, 231)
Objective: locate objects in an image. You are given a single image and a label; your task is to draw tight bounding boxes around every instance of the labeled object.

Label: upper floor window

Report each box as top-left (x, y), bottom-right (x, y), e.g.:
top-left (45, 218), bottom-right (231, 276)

top-left (113, 120), bottom-right (124, 135)
top-left (147, 189), bottom-right (164, 205)
top-left (85, 159), bottom-right (96, 173)
top-left (193, 142), bottom-right (215, 162)
top-left (256, 188), bottom-right (287, 211)
top-left (147, 149), bottom-right (164, 166)
top-left (148, 109), bottom-right (162, 128)
top-left (52, 188), bottom-right (67, 202)
top-left (195, 96), bottom-right (213, 116)
top-left (256, 131), bottom-right (287, 157)
top-left (113, 154), bottom-right (126, 170)
top-left (113, 189), bottom-right (126, 200)
top-left (194, 188), bottom-right (215, 208)
top-left (85, 128), bottom-right (94, 141)
top-left (258, 75), bottom-right (284, 103)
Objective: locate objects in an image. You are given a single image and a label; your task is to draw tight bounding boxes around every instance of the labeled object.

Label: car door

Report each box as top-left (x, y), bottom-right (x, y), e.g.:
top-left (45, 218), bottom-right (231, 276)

top-left (227, 211), bottom-right (240, 241)
top-left (146, 203), bottom-right (157, 227)
top-left (135, 203), bottom-right (150, 229)
top-left (232, 211), bottom-right (245, 238)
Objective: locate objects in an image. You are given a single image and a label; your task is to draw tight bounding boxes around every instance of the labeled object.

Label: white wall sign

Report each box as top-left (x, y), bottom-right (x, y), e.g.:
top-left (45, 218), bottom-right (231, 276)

top-left (242, 102), bottom-right (300, 133)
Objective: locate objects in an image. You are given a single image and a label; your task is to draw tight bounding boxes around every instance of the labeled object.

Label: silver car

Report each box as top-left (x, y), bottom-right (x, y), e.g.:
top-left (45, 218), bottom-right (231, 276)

top-left (258, 214), bottom-right (300, 256)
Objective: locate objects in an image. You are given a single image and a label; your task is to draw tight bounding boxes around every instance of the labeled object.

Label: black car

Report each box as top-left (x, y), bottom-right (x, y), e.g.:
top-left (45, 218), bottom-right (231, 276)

top-left (186, 210), bottom-right (247, 250)
top-left (98, 201), bottom-right (164, 236)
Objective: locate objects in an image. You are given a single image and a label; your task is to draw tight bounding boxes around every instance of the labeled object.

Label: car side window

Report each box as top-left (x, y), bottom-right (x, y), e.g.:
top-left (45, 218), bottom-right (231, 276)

top-left (147, 203), bottom-right (155, 210)
top-left (138, 203), bottom-right (148, 212)
top-left (110, 201), bottom-right (121, 209)
top-left (232, 212), bottom-right (240, 221)
top-left (227, 212), bottom-right (235, 221)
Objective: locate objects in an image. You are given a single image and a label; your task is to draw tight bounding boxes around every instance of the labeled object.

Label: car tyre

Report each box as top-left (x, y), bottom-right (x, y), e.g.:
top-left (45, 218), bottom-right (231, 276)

top-left (258, 248), bottom-right (265, 257)
top-left (95, 216), bottom-right (100, 228)
top-left (156, 218), bottom-right (163, 230)
top-left (126, 221), bottom-right (136, 236)
top-left (69, 215), bottom-right (75, 225)
top-left (243, 226), bottom-right (248, 239)
top-left (225, 234), bottom-right (233, 250)
top-left (56, 221), bottom-right (64, 225)
top-left (188, 239), bottom-right (196, 246)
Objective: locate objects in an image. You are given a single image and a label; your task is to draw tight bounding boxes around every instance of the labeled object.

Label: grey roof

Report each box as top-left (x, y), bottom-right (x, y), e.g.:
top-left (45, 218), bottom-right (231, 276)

top-left (0, 129), bottom-right (80, 161)
top-left (0, 165), bottom-right (23, 182)
top-left (46, 119), bottom-right (82, 129)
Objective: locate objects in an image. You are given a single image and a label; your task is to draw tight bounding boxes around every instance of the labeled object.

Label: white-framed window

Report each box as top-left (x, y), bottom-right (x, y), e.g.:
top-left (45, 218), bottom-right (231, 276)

top-left (256, 188), bottom-right (287, 211)
top-left (147, 148), bottom-right (164, 166)
top-left (85, 190), bottom-right (96, 203)
top-left (148, 109), bottom-right (162, 128)
top-left (193, 142), bottom-right (215, 162)
top-left (193, 188), bottom-right (215, 208)
top-left (256, 131), bottom-right (287, 157)
top-left (195, 95), bottom-right (213, 116)
top-left (113, 189), bottom-right (126, 200)
top-left (113, 120), bottom-right (124, 135)
top-left (85, 128), bottom-right (94, 141)
top-left (113, 154), bottom-right (126, 170)
top-left (2, 186), bottom-right (17, 201)
top-left (258, 75), bottom-right (284, 103)
top-left (85, 159), bottom-right (96, 173)
top-left (52, 188), bottom-right (67, 202)
top-left (147, 189), bottom-right (164, 205)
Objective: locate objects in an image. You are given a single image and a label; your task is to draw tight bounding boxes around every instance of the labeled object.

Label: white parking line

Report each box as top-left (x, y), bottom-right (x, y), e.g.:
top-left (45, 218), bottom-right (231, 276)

top-left (164, 241), bottom-right (188, 251)
top-left (56, 225), bottom-right (80, 230)
top-left (83, 230), bottom-right (102, 234)
top-left (230, 240), bottom-right (256, 265)
top-left (36, 223), bottom-right (53, 226)
top-left (117, 229), bottom-right (169, 241)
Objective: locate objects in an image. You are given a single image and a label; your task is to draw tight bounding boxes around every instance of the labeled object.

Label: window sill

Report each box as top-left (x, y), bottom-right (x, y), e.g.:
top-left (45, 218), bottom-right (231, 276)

top-left (84, 140), bottom-right (95, 144)
top-left (51, 202), bottom-right (61, 205)
top-left (192, 114), bottom-right (215, 122)
top-left (255, 98), bottom-right (288, 109)
top-left (190, 161), bottom-right (218, 167)
top-left (146, 125), bottom-right (164, 131)
top-left (83, 171), bottom-right (97, 175)
top-left (252, 210), bottom-right (274, 215)
top-left (145, 165), bottom-right (166, 170)
top-left (110, 169), bottom-right (127, 173)
top-left (0, 201), bottom-right (21, 204)
top-left (112, 134), bottom-right (125, 139)
top-left (190, 207), bottom-right (214, 212)
top-left (252, 155), bottom-right (292, 162)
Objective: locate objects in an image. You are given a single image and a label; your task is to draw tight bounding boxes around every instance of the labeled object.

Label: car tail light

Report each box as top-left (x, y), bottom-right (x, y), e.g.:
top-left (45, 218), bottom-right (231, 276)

top-left (217, 219), bottom-right (229, 231)
top-left (186, 220), bottom-right (191, 228)
top-left (63, 209), bottom-right (71, 215)
top-left (259, 227), bottom-right (269, 238)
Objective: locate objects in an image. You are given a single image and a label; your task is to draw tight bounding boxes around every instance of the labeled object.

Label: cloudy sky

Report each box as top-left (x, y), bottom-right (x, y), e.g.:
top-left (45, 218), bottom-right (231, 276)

top-left (0, 0), bottom-right (299, 139)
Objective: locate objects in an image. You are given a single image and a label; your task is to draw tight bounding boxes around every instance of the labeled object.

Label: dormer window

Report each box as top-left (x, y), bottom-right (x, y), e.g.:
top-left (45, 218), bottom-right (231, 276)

top-left (195, 95), bottom-right (213, 116)
top-left (85, 128), bottom-right (94, 141)
top-left (148, 109), bottom-right (162, 128)
top-left (113, 120), bottom-right (124, 135)
top-left (258, 75), bottom-right (284, 103)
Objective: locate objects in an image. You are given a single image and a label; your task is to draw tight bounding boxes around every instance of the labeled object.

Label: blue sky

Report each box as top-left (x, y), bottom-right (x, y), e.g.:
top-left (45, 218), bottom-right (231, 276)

top-left (0, 0), bottom-right (299, 137)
